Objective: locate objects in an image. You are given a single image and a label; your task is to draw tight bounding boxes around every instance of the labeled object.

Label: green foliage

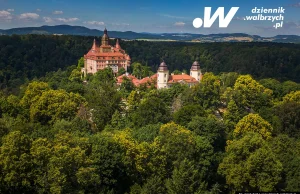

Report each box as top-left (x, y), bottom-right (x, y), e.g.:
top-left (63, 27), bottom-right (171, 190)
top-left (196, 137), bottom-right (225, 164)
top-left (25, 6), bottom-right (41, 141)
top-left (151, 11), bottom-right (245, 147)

top-left (274, 101), bottom-right (300, 138)
top-left (233, 113), bottom-right (273, 140)
top-left (223, 99), bottom-right (247, 135)
top-left (156, 122), bottom-right (213, 172)
top-left (85, 83), bottom-right (121, 131)
top-left (166, 159), bottom-right (207, 194)
top-left (30, 89), bottom-right (86, 124)
top-left (282, 90), bottom-right (300, 103)
top-left (120, 76), bottom-right (135, 97)
top-left (268, 135), bottom-right (300, 192)
top-left (173, 105), bottom-right (206, 127)
top-left (259, 78), bottom-right (282, 99)
top-left (172, 70), bottom-right (182, 75)
top-left (138, 175), bottom-right (166, 194)
top-left (91, 68), bottom-right (116, 85)
top-left (131, 123), bottom-right (162, 143)
top-left (2, 35), bottom-right (300, 94)
top-left (129, 94), bottom-right (170, 128)
top-left (192, 73), bottom-right (221, 110)
top-left (233, 75), bottom-right (273, 111)
top-left (220, 72), bottom-right (239, 88)
top-left (77, 57), bottom-right (84, 68)
top-left (0, 95), bottom-right (23, 118)
top-left (69, 68), bottom-right (82, 82)
top-left (1, 35), bottom-right (300, 193)
top-left (118, 67), bottom-right (126, 76)
top-left (219, 133), bottom-right (282, 192)
top-left (281, 81), bottom-right (300, 96)
top-left (40, 67), bottom-right (85, 95)
top-left (21, 81), bottom-right (50, 109)
top-left (0, 131), bottom-right (33, 193)
top-left (131, 62), bottom-right (154, 79)
top-left (187, 116), bottom-right (226, 151)
top-left (89, 132), bottom-right (127, 193)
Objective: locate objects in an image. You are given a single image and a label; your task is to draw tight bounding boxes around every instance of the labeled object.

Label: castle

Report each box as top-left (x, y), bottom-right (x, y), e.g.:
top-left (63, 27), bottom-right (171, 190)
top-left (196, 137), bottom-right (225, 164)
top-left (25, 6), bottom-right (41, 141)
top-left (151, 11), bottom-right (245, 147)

top-left (117, 61), bottom-right (202, 89)
top-left (82, 28), bottom-right (202, 89)
top-left (82, 28), bottom-right (131, 76)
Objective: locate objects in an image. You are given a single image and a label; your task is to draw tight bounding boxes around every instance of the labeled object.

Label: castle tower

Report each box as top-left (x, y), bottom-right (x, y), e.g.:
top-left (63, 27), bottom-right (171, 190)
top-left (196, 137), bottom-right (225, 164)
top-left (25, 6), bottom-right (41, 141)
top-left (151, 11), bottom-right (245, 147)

top-left (101, 28), bottom-right (109, 46)
top-left (83, 28), bottom-right (131, 76)
top-left (190, 61), bottom-right (202, 81)
top-left (157, 61), bottom-right (169, 89)
top-left (115, 39), bottom-right (121, 49)
top-left (92, 38), bottom-right (97, 51)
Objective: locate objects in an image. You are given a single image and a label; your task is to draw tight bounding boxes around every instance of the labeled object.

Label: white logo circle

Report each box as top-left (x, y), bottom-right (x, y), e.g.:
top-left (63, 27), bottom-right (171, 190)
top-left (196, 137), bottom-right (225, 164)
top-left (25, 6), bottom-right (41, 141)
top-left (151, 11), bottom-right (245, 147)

top-left (193, 18), bottom-right (203, 28)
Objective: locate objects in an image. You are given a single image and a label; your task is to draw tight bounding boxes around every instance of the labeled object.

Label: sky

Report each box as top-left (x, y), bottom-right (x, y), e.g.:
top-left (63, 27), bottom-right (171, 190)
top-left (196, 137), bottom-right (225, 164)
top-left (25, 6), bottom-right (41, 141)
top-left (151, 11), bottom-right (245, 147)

top-left (0, 0), bottom-right (300, 36)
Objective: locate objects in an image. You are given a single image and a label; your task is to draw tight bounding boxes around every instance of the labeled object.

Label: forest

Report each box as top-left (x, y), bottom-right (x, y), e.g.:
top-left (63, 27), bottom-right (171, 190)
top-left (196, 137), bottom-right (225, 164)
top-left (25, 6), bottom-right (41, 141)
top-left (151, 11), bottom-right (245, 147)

top-left (1, 34), bottom-right (300, 94)
top-left (0, 34), bottom-right (300, 193)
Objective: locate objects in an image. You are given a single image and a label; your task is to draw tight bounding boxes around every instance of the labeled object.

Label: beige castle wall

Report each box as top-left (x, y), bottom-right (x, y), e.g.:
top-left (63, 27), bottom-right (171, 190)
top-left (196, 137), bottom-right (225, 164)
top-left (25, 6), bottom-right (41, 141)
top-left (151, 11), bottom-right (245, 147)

top-left (157, 70), bottom-right (169, 89)
top-left (190, 70), bottom-right (202, 81)
top-left (86, 59), bottom-right (97, 74)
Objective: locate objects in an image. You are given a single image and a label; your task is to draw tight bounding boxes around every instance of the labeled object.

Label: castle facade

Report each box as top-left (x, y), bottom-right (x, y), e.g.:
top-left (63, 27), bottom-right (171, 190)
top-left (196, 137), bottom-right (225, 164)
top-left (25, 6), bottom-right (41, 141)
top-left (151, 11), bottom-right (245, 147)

top-left (82, 28), bottom-right (131, 76)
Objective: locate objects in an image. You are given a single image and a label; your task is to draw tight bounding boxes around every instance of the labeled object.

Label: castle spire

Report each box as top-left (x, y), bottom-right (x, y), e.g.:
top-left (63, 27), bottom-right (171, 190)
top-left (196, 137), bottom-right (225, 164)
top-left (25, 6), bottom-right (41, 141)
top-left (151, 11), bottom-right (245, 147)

top-left (115, 38), bottom-right (121, 49)
top-left (101, 27), bottom-right (109, 46)
top-left (92, 38), bottom-right (97, 50)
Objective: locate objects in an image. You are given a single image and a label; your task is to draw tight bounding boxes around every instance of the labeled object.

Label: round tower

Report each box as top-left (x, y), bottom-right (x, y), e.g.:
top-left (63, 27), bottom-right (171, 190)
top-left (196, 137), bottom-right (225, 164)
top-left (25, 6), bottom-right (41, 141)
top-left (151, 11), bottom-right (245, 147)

top-left (190, 61), bottom-right (202, 81)
top-left (157, 61), bottom-right (169, 89)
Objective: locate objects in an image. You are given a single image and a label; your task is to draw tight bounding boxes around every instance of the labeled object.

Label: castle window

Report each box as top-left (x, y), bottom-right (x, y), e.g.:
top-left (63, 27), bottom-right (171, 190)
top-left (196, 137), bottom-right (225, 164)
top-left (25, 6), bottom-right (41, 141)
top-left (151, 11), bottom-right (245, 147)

top-left (164, 74), bottom-right (166, 77)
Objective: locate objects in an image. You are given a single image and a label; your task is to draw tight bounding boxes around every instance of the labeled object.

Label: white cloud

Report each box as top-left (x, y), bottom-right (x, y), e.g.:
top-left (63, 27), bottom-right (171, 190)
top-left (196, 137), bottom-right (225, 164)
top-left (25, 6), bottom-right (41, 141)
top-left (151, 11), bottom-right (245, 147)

top-left (174, 22), bottom-right (185, 26)
top-left (112, 23), bottom-right (130, 26)
top-left (84, 21), bottom-right (105, 25)
top-left (19, 13), bottom-right (39, 20)
top-left (159, 14), bottom-right (186, 19)
top-left (42, 17), bottom-right (80, 23)
top-left (43, 17), bottom-right (53, 23)
top-left (0, 10), bottom-right (13, 20)
top-left (53, 10), bottom-right (63, 15)
top-left (56, 17), bottom-right (79, 22)
top-left (36, 9), bottom-right (41, 12)
top-left (7, 9), bottom-right (14, 12)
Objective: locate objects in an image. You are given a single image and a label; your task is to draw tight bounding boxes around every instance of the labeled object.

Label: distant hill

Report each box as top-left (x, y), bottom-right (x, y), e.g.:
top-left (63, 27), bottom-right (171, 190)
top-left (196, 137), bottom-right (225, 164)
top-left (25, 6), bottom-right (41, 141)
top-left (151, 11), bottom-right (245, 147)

top-left (1, 25), bottom-right (300, 43)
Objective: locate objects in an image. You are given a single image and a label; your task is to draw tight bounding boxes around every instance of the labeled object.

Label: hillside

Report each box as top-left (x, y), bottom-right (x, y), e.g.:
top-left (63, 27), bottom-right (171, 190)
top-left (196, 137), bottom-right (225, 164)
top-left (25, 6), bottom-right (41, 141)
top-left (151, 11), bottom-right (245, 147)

top-left (1, 25), bottom-right (300, 43)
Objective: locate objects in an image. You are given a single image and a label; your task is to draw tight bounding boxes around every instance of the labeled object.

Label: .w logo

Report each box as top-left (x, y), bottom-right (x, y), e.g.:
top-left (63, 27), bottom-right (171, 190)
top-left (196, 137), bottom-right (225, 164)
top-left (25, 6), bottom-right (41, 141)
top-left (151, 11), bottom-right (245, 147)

top-left (193, 7), bottom-right (239, 28)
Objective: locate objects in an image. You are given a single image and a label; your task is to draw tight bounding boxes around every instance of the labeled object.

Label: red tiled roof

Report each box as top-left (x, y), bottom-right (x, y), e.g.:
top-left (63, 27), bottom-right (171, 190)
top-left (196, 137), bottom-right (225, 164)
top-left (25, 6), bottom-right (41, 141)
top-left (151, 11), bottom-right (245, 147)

top-left (85, 43), bottom-right (128, 59)
top-left (168, 74), bottom-right (198, 83)
top-left (117, 73), bottom-right (199, 88)
top-left (150, 74), bottom-right (158, 79)
top-left (139, 76), bottom-right (156, 85)
top-left (117, 74), bottom-right (140, 86)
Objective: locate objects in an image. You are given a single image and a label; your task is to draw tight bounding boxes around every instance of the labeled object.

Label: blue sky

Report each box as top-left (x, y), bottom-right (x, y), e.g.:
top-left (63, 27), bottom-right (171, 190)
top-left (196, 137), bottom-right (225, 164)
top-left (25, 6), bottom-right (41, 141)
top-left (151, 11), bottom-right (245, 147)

top-left (0, 0), bottom-right (300, 36)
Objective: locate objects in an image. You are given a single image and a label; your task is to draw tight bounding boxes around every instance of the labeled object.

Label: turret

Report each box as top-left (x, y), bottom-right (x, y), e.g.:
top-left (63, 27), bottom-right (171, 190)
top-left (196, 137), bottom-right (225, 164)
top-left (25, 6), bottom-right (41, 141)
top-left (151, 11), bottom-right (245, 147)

top-left (92, 38), bottom-right (97, 51)
top-left (157, 61), bottom-right (169, 89)
top-left (101, 27), bottom-right (109, 46)
top-left (115, 39), bottom-right (121, 49)
top-left (190, 61), bottom-right (202, 81)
